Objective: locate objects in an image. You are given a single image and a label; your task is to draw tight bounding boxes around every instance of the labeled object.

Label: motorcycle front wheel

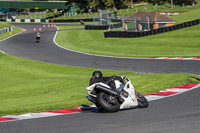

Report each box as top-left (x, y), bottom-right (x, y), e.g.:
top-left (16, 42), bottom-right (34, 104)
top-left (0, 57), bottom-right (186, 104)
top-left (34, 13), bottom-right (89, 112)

top-left (135, 91), bottom-right (149, 108)
top-left (96, 92), bottom-right (120, 112)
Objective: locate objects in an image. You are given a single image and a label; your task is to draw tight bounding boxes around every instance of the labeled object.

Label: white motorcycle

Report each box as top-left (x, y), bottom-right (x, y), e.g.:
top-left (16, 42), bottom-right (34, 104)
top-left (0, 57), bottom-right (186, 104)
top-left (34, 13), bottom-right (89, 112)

top-left (86, 76), bottom-right (149, 112)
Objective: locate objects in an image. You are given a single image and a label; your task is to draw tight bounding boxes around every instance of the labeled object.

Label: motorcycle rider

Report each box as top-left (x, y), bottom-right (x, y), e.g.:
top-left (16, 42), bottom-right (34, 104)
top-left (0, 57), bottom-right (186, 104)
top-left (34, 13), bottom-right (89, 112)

top-left (36, 32), bottom-right (40, 38)
top-left (35, 32), bottom-right (40, 42)
top-left (89, 71), bottom-right (125, 89)
top-left (87, 71), bottom-right (148, 112)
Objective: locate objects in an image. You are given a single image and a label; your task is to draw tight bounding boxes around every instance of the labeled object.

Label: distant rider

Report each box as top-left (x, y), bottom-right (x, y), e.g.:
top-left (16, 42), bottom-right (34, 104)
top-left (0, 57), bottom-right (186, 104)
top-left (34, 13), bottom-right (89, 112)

top-left (36, 32), bottom-right (40, 38)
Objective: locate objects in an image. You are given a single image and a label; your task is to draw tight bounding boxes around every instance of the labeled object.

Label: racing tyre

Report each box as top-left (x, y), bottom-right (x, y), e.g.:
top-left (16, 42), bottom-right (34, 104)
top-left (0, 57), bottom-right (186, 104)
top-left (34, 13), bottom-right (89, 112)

top-left (135, 91), bottom-right (149, 108)
top-left (96, 92), bottom-right (120, 112)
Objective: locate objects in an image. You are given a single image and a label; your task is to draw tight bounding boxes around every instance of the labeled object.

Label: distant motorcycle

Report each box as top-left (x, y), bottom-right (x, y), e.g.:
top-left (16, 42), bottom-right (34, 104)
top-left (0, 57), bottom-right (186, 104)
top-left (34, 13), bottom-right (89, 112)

top-left (35, 32), bottom-right (40, 43)
top-left (86, 76), bottom-right (149, 112)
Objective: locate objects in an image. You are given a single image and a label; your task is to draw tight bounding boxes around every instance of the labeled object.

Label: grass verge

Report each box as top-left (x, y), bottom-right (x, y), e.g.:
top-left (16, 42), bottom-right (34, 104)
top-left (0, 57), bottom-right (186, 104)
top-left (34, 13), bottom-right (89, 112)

top-left (58, 26), bottom-right (84, 30)
top-left (56, 24), bottom-right (200, 58)
top-left (0, 52), bottom-right (199, 116)
top-left (0, 22), bottom-right (12, 29)
top-left (55, 8), bottom-right (200, 58)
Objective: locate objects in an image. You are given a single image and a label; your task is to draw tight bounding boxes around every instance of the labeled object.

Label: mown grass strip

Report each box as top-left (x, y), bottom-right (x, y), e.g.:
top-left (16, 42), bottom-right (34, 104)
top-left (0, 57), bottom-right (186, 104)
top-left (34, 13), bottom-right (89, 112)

top-left (0, 52), bottom-right (199, 116)
top-left (58, 26), bottom-right (84, 30)
top-left (55, 8), bottom-right (200, 58)
top-left (56, 24), bottom-right (200, 58)
top-left (170, 8), bottom-right (200, 24)
top-left (0, 22), bottom-right (12, 29)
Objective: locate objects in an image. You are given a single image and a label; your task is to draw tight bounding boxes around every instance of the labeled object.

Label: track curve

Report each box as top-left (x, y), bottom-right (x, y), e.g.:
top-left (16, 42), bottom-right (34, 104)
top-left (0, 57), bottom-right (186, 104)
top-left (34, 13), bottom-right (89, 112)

top-left (0, 23), bottom-right (200, 133)
top-left (0, 23), bottom-right (200, 74)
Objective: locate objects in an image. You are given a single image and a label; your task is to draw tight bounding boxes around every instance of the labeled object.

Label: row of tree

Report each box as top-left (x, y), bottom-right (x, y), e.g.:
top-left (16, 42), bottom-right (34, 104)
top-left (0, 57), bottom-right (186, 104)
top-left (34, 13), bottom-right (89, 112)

top-left (34, 0), bottom-right (196, 11)
top-left (67, 0), bottom-right (196, 11)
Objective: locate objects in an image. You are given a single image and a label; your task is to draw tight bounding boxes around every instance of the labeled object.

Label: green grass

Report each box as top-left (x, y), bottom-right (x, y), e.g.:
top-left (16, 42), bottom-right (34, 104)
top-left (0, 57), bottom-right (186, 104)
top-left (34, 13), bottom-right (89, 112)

top-left (0, 52), bottom-right (199, 116)
top-left (55, 8), bottom-right (200, 58)
top-left (58, 26), bottom-right (84, 30)
top-left (56, 24), bottom-right (200, 58)
top-left (116, 2), bottom-right (200, 17)
top-left (0, 22), bottom-right (12, 29)
top-left (170, 8), bottom-right (200, 23)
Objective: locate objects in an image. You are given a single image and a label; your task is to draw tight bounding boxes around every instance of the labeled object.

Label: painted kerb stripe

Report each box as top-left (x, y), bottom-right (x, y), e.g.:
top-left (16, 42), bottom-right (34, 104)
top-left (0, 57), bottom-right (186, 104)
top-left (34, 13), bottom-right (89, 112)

top-left (0, 83), bottom-right (199, 122)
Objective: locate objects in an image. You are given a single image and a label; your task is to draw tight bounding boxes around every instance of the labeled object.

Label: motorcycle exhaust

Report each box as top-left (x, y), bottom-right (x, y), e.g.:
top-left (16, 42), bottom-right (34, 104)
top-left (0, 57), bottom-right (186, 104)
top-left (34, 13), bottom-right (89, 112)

top-left (86, 96), bottom-right (96, 104)
top-left (95, 84), bottom-right (118, 96)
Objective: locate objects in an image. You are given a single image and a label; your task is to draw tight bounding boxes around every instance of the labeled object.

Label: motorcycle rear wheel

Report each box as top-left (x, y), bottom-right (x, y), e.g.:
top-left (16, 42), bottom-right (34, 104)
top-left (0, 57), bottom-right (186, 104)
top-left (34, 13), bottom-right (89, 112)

top-left (135, 91), bottom-right (149, 108)
top-left (96, 92), bottom-right (120, 112)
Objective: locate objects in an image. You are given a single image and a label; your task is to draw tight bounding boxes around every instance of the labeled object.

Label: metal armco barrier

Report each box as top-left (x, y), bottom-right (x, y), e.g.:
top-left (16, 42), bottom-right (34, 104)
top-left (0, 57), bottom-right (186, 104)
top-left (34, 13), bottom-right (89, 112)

top-left (0, 19), bottom-right (47, 23)
top-left (0, 27), bottom-right (14, 35)
top-left (104, 19), bottom-right (200, 38)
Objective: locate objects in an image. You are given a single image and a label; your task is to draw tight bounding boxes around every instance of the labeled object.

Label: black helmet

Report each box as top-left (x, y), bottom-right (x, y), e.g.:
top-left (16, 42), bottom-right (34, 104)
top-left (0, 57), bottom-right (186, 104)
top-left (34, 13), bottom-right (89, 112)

top-left (92, 71), bottom-right (103, 78)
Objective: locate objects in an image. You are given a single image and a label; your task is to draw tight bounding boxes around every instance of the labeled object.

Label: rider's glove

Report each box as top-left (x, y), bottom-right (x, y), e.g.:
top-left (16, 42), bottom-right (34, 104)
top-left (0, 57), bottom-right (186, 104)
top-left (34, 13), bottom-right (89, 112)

top-left (121, 76), bottom-right (126, 84)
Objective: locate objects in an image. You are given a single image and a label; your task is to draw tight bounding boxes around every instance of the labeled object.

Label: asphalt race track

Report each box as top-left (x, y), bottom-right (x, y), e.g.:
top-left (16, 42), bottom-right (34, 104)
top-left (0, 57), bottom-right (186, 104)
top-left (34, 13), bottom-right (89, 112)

top-left (1, 23), bottom-right (200, 74)
top-left (0, 23), bottom-right (200, 133)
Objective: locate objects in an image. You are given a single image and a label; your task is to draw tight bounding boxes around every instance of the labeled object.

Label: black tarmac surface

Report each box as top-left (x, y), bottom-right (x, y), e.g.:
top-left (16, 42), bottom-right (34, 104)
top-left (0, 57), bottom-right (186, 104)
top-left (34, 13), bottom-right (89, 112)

top-left (0, 23), bottom-right (199, 133)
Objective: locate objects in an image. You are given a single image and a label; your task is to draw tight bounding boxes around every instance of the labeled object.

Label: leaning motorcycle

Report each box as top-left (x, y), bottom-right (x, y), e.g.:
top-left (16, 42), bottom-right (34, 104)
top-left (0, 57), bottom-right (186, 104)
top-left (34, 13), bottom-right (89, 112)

top-left (86, 76), bottom-right (149, 112)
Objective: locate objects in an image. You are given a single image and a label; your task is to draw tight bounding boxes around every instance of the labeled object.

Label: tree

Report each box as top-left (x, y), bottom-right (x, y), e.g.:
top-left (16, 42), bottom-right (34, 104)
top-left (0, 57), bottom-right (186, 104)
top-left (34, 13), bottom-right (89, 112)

top-left (131, 0), bottom-right (133, 8)
top-left (89, 0), bottom-right (105, 11)
top-left (171, 0), bottom-right (174, 8)
top-left (102, 0), bottom-right (116, 10)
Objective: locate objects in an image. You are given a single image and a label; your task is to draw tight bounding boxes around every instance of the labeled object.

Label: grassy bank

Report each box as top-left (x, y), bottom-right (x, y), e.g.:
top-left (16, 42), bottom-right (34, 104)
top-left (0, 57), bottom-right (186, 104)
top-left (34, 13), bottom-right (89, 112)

top-left (0, 52), bottom-right (199, 116)
top-left (116, 2), bottom-right (200, 17)
top-left (55, 8), bottom-right (200, 58)
top-left (58, 26), bottom-right (84, 30)
top-left (170, 8), bottom-right (200, 24)
top-left (0, 22), bottom-right (12, 29)
top-left (56, 24), bottom-right (200, 58)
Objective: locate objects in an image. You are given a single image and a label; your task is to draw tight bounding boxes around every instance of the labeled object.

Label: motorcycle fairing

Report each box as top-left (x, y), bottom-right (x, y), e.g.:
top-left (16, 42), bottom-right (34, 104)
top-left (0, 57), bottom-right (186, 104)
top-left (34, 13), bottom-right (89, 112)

top-left (119, 80), bottom-right (138, 109)
top-left (86, 79), bottom-right (138, 110)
